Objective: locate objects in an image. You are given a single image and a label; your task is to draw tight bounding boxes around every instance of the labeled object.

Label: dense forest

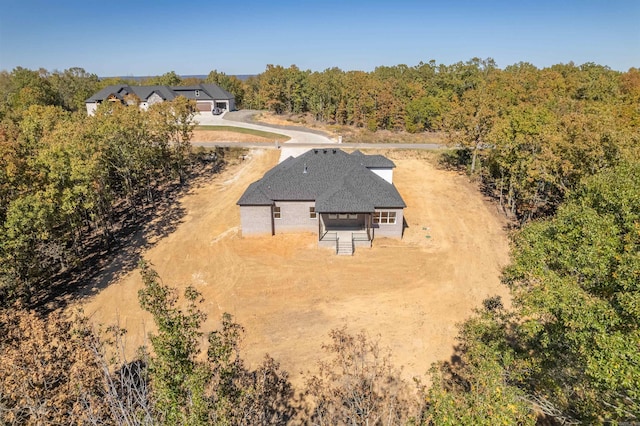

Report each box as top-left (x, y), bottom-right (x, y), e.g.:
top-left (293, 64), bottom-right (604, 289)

top-left (0, 60), bottom-right (638, 424)
top-left (240, 59), bottom-right (639, 223)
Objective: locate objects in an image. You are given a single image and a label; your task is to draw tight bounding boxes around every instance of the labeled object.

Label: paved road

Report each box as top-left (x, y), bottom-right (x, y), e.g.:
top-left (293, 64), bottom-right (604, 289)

top-left (222, 110), bottom-right (332, 137)
top-left (195, 110), bottom-right (338, 161)
top-left (192, 141), bottom-right (444, 150)
top-left (193, 110), bottom-right (446, 161)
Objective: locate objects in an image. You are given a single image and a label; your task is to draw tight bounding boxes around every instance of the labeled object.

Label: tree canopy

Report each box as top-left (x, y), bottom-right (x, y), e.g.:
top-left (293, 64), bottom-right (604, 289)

top-left (502, 162), bottom-right (640, 422)
top-left (0, 75), bottom-right (204, 306)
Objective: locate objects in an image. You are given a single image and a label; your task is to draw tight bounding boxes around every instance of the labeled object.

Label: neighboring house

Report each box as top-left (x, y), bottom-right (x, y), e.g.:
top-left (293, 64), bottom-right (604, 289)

top-left (237, 148), bottom-right (406, 255)
top-left (85, 83), bottom-right (235, 116)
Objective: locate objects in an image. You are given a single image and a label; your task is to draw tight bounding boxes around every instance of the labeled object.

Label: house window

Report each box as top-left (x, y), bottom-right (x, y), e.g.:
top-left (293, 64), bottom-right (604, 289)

top-left (333, 213), bottom-right (358, 220)
top-left (309, 207), bottom-right (316, 219)
top-left (273, 206), bottom-right (281, 219)
top-left (373, 211), bottom-right (396, 224)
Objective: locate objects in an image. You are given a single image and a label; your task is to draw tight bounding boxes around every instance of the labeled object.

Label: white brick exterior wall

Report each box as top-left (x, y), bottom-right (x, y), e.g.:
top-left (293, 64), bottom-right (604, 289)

top-left (239, 205), bottom-right (273, 236)
top-left (371, 208), bottom-right (404, 238)
top-left (273, 201), bottom-right (317, 233)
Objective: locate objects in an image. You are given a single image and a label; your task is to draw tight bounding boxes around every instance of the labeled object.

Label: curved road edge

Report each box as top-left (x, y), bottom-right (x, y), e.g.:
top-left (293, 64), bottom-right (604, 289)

top-left (193, 110), bottom-right (447, 161)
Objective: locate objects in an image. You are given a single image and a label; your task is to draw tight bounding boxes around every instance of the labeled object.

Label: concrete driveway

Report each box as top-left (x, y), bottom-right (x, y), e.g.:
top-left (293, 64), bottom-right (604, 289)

top-left (194, 110), bottom-right (337, 162)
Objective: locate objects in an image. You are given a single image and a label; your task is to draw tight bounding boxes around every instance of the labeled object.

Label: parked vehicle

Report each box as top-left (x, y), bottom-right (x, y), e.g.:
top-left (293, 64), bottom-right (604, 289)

top-left (212, 107), bottom-right (223, 115)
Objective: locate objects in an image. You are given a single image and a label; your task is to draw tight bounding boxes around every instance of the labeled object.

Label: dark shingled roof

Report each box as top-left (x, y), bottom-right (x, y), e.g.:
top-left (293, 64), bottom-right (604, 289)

top-left (350, 150), bottom-right (396, 168)
top-left (86, 83), bottom-right (233, 103)
top-left (237, 149), bottom-right (405, 212)
top-left (85, 85), bottom-right (132, 102)
top-left (200, 84), bottom-right (235, 100)
top-left (132, 85), bottom-right (176, 101)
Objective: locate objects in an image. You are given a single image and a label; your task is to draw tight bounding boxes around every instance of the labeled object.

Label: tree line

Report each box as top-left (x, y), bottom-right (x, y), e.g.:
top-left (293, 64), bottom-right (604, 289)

top-left (120, 58), bottom-right (639, 225)
top-left (0, 67), bottom-right (224, 306)
top-left (239, 59), bottom-right (639, 223)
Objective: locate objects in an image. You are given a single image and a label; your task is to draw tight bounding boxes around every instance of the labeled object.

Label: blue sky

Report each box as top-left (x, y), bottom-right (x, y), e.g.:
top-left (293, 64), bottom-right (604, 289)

top-left (0, 0), bottom-right (638, 76)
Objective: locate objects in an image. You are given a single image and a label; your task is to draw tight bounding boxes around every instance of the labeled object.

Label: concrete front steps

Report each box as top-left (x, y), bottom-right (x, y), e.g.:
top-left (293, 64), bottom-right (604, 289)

top-left (337, 239), bottom-right (354, 255)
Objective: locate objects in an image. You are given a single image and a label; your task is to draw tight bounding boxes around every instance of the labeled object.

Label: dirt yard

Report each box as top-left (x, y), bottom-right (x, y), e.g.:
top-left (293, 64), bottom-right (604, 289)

top-left (78, 148), bottom-right (511, 386)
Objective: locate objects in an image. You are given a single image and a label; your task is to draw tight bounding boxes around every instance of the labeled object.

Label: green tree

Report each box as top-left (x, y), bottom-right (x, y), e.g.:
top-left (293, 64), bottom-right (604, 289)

top-left (424, 299), bottom-right (536, 425)
top-left (207, 314), bottom-right (296, 424)
top-left (148, 96), bottom-right (196, 185)
top-left (284, 65), bottom-right (309, 114)
top-left (93, 102), bottom-right (154, 204)
top-left (405, 95), bottom-right (446, 132)
top-left (5, 68), bottom-right (58, 114)
top-left (205, 70), bottom-right (245, 108)
top-left (137, 260), bottom-right (210, 425)
top-left (0, 105), bottom-right (77, 299)
top-left (504, 162), bottom-right (640, 422)
top-left (257, 64), bottom-right (309, 114)
top-left (143, 71), bottom-right (182, 87)
top-left (342, 71), bottom-right (377, 128)
top-left (486, 104), bottom-right (559, 220)
top-left (137, 262), bottom-right (298, 424)
top-left (443, 83), bottom-right (497, 173)
top-left (0, 88), bottom-right (204, 306)
top-left (306, 68), bottom-right (344, 122)
top-left (257, 64), bottom-right (288, 114)
top-left (48, 67), bottom-right (100, 112)
top-left (241, 75), bottom-right (264, 110)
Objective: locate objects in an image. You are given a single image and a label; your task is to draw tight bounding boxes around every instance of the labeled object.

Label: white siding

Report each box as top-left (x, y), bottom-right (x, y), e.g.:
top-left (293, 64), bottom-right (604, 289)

top-left (86, 102), bottom-right (98, 116)
top-left (369, 167), bottom-right (393, 184)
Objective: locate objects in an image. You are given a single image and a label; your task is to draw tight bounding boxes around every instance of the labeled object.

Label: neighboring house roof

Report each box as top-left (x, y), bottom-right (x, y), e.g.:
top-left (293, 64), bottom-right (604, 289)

top-left (237, 149), bottom-right (406, 213)
top-left (85, 83), bottom-right (234, 103)
top-left (200, 84), bottom-right (235, 100)
top-left (171, 86), bottom-right (207, 100)
top-left (86, 85), bottom-right (131, 102)
top-left (132, 85), bottom-right (176, 101)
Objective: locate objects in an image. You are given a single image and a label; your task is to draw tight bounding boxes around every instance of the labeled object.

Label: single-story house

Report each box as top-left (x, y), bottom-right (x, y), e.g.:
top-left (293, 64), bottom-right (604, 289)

top-left (85, 83), bottom-right (235, 116)
top-left (237, 148), bottom-right (406, 255)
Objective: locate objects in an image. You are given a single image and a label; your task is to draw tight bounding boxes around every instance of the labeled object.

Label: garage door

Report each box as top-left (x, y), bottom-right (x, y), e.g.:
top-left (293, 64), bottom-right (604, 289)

top-left (196, 101), bottom-right (212, 111)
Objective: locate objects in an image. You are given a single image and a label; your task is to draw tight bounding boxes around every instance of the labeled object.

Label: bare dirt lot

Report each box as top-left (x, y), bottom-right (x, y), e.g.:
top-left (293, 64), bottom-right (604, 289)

top-left (78, 148), bottom-right (511, 386)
